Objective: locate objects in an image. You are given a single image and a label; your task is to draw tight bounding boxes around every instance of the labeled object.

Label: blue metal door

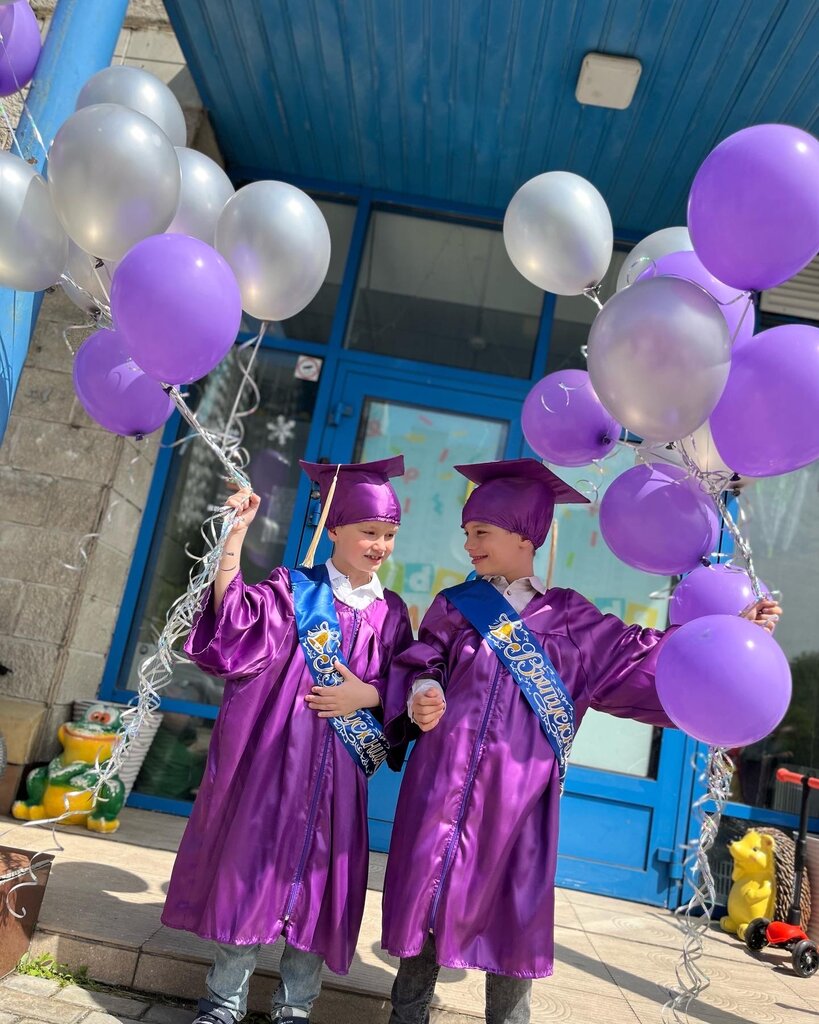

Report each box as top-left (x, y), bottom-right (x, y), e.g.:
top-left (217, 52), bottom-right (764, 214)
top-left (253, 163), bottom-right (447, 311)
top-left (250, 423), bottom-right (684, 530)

top-left (308, 360), bottom-right (692, 907)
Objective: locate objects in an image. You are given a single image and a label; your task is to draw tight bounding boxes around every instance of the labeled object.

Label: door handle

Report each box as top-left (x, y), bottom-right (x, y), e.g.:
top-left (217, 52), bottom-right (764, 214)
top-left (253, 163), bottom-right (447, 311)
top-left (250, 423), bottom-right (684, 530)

top-left (327, 401), bottom-right (353, 427)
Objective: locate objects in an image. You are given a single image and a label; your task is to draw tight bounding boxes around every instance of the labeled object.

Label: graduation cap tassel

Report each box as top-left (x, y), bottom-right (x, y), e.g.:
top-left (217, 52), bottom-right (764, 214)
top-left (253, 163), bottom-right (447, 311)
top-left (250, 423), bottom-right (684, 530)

top-left (302, 464), bottom-right (341, 568)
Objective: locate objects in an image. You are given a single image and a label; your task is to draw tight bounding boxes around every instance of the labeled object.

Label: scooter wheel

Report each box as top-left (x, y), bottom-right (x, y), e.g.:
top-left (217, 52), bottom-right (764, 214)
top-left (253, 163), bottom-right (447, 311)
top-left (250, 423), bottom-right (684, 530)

top-left (792, 939), bottom-right (819, 978)
top-left (745, 918), bottom-right (770, 951)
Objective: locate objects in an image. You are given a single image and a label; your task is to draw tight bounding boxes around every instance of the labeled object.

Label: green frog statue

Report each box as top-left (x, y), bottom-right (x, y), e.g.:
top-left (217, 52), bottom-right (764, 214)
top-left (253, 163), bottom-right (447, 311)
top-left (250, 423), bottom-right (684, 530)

top-left (12, 703), bottom-right (126, 833)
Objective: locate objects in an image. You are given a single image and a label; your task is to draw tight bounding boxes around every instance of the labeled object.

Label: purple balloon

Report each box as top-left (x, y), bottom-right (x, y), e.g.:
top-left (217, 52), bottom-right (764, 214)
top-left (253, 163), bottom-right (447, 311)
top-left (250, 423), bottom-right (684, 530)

top-left (656, 615), bottom-right (792, 747)
top-left (688, 124), bottom-right (819, 292)
top-left (637, 250), bottom-right (754, 346)
top-left (599, 463), bottom-right (720, 576)
top-left (710, 324), bottom-right (819, 477)
top-left (0, 1), bottom-right (41, 97)
top-left (73, 328), bottom-right (174, 436)
top-left (521, 369), bottom-right (620, 467)
top-left (111, 234), bottom-right (242, 385)
top-left (670, 564), bottom-right (769, 626)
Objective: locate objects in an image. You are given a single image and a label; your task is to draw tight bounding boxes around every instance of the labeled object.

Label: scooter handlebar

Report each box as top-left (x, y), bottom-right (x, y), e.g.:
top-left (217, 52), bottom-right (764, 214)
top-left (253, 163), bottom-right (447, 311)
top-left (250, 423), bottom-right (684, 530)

top-left (776, 767), bottom-right (819, 789)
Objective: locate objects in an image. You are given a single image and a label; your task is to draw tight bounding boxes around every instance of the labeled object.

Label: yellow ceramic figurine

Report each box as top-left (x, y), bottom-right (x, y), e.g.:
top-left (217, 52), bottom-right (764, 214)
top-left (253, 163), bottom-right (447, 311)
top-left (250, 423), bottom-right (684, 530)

top-left (721, 829), bottom-right (777, 938)
top-left (12, 704), bottom-right (126, 833)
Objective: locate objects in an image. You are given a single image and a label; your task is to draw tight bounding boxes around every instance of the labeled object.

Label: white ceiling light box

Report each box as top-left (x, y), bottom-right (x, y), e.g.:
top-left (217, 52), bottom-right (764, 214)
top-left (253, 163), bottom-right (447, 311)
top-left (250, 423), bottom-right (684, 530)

top-left (576, 53), bottom-right (642, 110)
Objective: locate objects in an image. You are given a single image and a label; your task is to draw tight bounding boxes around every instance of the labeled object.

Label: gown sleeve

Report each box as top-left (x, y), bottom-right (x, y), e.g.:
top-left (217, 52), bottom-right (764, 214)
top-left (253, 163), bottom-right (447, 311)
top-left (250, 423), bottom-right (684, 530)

top-left (383, 592), bottom-right (455, 746)
top-left (369, 594), bottom-right (414, 706)
top-left (183, 568), bottom-right (293, 683)
top-left (564, 589), bottom-right (677, 728)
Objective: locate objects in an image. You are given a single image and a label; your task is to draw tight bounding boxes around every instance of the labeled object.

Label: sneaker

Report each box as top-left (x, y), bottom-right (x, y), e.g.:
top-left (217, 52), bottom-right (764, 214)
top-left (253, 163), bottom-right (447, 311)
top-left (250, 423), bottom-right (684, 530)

top-left (192, 1009), bottom-right (236, 1024)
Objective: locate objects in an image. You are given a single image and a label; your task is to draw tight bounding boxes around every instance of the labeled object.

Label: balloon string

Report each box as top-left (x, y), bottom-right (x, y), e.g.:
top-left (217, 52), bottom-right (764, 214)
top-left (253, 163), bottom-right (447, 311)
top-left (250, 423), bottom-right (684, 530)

top-left (0, 27), bottom-right (49, 160)
top-left (58, 272), bottom-right (112, 325)
top-left (663, 746), bottom-right (733, 1023)
top-left (582, 283), bottom-right (603, 309)
top-left (219, 322), bottom-right (266, 470)
top-left (163, 385), bottom-right (251, 490)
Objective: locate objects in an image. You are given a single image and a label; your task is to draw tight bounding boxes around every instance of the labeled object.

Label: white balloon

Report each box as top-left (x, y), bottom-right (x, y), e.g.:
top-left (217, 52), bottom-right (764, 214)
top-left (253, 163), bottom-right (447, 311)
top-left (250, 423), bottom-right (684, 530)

top-left (61, 240), bottom-right (115, 315)
top-left (616, 226), bottom-right (692, 291)
top-left (166, 147), bottom-right (235, 245)
top-left (639, 424), bottom-right (753, 489)
top-left (215, 181), bottom-right (331, 321)
top-left (48, 103), bottom-right (181, 262)
top-left (76, 65), bottom-right (186, 147)
top-left (0, 151), bottom-right (67, 291)
top-left (503, 171), bottom-right (613, 296)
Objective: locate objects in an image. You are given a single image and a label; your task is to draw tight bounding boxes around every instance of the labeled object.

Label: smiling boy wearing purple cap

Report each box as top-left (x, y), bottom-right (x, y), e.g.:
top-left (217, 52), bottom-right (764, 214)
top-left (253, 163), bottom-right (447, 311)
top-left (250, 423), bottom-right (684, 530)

top-left (381, 458), bottom-right (780, 1024)
top-left (162, 458), bottom-right (412, 1024)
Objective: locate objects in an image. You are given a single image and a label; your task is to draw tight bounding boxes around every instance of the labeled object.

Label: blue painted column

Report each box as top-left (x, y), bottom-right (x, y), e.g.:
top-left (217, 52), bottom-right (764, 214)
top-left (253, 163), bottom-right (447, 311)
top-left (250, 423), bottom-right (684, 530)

top-left (0, 0), bottom-right (129, 442)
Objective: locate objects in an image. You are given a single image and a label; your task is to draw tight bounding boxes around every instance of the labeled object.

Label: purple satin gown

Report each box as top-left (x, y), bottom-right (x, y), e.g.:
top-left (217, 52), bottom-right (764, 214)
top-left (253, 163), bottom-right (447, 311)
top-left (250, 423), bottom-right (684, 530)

top-left (381, 586), bottom-right (675, 978)
top-left (162, 569), bottom-right (412, 974)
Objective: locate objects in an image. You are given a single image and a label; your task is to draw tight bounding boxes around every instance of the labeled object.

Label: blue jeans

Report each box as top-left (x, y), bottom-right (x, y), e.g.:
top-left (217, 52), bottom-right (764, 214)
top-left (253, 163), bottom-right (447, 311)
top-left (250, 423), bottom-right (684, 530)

top-left (200, 941), bottom-right (325, 1021)
top-left (389, 934), bottom-right (531, 1024)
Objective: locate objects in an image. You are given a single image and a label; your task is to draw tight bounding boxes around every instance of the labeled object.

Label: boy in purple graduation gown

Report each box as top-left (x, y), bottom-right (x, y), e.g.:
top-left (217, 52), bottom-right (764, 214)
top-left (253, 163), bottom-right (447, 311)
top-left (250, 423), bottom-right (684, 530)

top-left (162, 458), bottom-right (413, 1024)
top-left (381, 458), bottom-right (781, 1024)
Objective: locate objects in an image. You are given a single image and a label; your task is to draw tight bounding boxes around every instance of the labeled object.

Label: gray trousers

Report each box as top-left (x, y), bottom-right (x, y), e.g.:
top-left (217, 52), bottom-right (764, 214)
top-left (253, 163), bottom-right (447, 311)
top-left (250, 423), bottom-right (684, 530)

top-left (389, 934), bottom-right (532, 1024)
top-left (200, 941), bottom-right (324, 1021)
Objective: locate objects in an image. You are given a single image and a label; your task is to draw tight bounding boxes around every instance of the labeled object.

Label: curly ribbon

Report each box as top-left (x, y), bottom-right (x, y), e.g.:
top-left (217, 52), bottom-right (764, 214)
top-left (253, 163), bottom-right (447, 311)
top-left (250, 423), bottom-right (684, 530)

top-left (663, 747), bottom-right (734, 1022)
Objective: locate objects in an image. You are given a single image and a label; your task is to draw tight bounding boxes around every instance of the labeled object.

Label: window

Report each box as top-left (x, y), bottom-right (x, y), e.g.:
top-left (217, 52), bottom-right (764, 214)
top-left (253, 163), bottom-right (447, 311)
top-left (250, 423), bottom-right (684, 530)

top-left (728, 462), bottom-right (819, 813)
top-left (346, 209), bottom-right (543, 377)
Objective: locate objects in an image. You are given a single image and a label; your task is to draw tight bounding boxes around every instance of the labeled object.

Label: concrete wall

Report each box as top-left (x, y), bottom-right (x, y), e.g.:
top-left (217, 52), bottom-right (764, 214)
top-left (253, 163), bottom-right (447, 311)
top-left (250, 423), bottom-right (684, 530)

top-left (0, 2), bottom-right (214, 767)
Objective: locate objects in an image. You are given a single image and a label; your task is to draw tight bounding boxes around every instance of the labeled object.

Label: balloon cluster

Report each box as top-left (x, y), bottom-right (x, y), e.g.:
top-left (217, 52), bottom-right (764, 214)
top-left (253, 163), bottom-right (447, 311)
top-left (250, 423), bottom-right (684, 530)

top-left (0, 62), bottom-right (331, 440)
top-left (507, 123), bottom-right (819, 749)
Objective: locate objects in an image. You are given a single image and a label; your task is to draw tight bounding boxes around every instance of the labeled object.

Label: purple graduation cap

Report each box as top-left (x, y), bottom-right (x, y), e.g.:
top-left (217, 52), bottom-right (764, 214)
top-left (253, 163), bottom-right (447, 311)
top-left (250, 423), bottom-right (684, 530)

top-left (456, 458), bottom-right (590, 550)
top-left (299, 456), bottom-right (405, 566)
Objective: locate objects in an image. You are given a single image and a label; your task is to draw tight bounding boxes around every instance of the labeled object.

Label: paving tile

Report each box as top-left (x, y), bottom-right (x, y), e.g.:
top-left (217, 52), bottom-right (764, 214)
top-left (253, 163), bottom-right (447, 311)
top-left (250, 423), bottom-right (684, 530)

top-left (141, 1004), bottom-right (193, 1024)
top-left (0, 989), bottom-right (85, 1023)
top-left (81, 1014), bottom-right (148, 1024)
top-left (1, 973), bottom-right (62, 996)
top-left (54, 985), bottom-right (150, 1016)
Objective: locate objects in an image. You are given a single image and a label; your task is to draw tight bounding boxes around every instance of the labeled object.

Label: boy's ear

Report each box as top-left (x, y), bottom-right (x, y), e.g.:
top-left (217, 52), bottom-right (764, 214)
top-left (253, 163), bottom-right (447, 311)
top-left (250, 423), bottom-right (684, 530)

top-left (327, 527), bottom-right (338, 542)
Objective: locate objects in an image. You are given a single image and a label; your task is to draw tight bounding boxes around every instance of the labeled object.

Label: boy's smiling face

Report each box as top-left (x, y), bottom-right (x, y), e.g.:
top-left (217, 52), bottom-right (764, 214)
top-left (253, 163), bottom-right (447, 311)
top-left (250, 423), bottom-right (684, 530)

top-left (328, 520), bottom-right (398, 578)
top-left (463, 521), bottom-right (536, 581)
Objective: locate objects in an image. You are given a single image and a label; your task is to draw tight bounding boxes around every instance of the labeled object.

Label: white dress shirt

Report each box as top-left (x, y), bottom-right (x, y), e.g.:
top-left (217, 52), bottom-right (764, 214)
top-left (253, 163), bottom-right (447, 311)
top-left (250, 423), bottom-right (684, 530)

top-left (408, 574), bottom-right (548, 720)
top-left (325, 558), bottom-right (384, 610)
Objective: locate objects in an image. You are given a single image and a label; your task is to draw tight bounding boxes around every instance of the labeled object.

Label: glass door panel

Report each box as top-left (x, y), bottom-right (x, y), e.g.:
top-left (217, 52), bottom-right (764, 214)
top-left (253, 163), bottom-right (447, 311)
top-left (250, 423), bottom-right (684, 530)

top-left (353, 398), bottom-right (507, 629)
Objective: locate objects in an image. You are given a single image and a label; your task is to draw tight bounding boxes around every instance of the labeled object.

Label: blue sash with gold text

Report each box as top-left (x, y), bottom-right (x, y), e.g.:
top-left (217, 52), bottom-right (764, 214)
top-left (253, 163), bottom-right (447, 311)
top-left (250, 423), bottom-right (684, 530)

top-left (290, 565), bottom-right (389, 777)
top-left (444, 579), bottom-right (575, 792)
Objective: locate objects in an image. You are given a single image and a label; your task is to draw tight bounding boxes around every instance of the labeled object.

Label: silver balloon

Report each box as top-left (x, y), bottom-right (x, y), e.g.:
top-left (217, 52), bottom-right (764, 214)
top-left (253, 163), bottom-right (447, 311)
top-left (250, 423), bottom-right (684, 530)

top-left (587, 277), bottom-right (731, 444)
top-left (48, 103), bottom-right (181, 262)
top-left (76, 65), bottom-right (186, 148)
top-left (166, 147), bottom-right (235, 245)
top-left (61, 240), bottom-right (115, 315)
top-left (0, 150), bottom-right (67, 291)
top-left (503, 171), bottom-right (613, 296)
top-left (215, 181), bottom-right (331, 321)
top-left (616, 226), bottom-right (692, 291)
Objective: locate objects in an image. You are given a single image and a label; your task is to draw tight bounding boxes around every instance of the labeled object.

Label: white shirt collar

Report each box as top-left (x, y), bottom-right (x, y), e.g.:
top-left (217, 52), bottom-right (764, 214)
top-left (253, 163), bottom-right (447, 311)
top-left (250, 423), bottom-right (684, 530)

top-left (326, 558), bottom-right (384, 605)
top-left (483, 574), bottom-right (547, 594)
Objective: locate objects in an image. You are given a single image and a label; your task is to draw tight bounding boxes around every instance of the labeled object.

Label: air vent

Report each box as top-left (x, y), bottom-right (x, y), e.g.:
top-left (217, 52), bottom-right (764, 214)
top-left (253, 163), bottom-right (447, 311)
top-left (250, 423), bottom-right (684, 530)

top-left (760, 255), bottom-right (819, 322)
